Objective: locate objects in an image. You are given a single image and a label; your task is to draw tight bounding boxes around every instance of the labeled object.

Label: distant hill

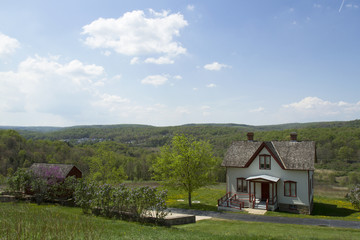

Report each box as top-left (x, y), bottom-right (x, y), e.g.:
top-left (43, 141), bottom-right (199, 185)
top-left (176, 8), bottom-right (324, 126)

top-left (0, 126), bottom-right (62, 132)
top-left (2, 119), bottom-right (360, 135)
top-left (1, 119), bottom-right (360, 174)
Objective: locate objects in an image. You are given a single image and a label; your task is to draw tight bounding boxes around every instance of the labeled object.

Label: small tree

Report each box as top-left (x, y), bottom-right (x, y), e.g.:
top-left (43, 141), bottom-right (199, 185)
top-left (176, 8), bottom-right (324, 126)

top-left (152, 135), bottom-right (217, 207)
top-left (6, 168), bottom-right (31, 193)
top-left (346, 184), bottom-right (360, 210)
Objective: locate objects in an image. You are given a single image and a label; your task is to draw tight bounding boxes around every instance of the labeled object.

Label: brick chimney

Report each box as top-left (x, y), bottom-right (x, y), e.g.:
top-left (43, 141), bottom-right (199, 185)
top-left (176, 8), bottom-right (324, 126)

top-left (290, 132), bottom-right (298, 141)
top-left (247, 132), bottom-right (254, 141)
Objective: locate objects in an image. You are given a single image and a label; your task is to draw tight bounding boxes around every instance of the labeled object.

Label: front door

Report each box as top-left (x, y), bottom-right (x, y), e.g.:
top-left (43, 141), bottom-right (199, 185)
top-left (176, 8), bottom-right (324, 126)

top-left (261, 182), bottom-right (269, 201)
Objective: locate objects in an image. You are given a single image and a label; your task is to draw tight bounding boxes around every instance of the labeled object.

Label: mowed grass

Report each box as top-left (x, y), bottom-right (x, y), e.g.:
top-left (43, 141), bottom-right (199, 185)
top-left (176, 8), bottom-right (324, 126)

top-left (141, 182), bottom-right (360, 221)
top-left (1, 202), bottom-right (360, 240)
top-left (164, 183), bottom-right (226, 211)
top-left (266, 184), bottom-right (360, 221)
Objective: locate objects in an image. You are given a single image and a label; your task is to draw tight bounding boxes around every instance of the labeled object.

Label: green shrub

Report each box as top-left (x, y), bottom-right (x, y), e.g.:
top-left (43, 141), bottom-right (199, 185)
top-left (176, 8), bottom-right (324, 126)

top-left (74, 181), bottom-right (168, 222)
top-left (6, 168), bottom-right (31, 193)
top-left (346, 184), bottom-right (360, 210)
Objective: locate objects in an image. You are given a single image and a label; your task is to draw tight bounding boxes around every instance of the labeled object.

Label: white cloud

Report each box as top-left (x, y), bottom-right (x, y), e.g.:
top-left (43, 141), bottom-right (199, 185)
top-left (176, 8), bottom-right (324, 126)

top-left (141, 75), bottom-right (168, 86)
top-left (130, 57), bottom-right (140, 65)
top-left (0, 33), bottom-right (20, 56)
top-left (282, 97), bottom-right (360, 118)
top-left (144, 56), bottom-right (174, 64)
top-left (173, 75), bottom-right (182, 80)
top-left (250, 107), bottom-right (265, 113)
top-left (204, 62), bottom-right (230, 71)
top-left (0, 55), bottom-right (109, 125)
top-left (206, 83), bottom-right (216, 88)
top-left (82, 9), bottom-right (188, 62)
top-left (187, 5), bottom-right (195, 11)
top-left (313, 4), bottom-right (322, 8)
top-left (93, 93), bottom-right (130, 112)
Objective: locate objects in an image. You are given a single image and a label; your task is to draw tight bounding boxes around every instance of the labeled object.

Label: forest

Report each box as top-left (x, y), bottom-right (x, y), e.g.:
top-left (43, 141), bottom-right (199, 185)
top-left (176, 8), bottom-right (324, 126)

top-left (1, 119), bottom-right (360, 184)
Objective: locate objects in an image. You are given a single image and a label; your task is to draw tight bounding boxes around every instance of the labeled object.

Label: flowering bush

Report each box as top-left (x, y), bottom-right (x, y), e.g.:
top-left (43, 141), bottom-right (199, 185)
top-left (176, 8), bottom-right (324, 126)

top-left (7, 167), bottom-right (78, 204)
top-left (346, 184), bottom-right (360, 210)
top-left (74, 179), bottom-right (96, 214)
top-left (74, 181), bottom-right (168, 222)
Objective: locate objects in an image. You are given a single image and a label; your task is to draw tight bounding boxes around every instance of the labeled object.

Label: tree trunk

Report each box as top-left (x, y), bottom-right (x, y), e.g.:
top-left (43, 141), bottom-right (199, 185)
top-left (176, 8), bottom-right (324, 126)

top-left (188, 191), bottom-right (192, 207)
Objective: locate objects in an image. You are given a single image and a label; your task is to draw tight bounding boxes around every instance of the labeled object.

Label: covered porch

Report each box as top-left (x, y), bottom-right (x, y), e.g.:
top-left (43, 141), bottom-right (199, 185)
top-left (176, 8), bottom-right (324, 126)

top-left (246, 174), bottom-right (279, 210)
top-left (218, 174), bottom-right (280, 211)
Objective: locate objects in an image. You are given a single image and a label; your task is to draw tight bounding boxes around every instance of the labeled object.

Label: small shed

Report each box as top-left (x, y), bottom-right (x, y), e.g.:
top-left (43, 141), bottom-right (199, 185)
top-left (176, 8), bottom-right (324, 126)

top-left (29, 163), bottom-right (82, 180)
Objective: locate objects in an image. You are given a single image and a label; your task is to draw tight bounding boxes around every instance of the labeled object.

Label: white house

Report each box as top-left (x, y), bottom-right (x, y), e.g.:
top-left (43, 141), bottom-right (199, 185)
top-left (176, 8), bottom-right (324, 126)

top-left (219, 132), bottom-right (316, 214)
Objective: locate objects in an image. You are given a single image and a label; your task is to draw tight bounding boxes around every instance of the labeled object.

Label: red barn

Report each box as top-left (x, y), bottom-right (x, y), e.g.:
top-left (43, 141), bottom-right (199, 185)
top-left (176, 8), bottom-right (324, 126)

top-left (29, 163), bottom-right (82, 180)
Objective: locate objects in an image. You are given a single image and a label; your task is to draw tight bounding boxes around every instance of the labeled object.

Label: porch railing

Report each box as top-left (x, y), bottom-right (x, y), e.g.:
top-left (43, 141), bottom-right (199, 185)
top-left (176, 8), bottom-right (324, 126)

top-left (218, 192), bottom-right (246, 210)
top-left (266, 198), bottom-right (269, 210)
top-left (229, 194), bottom-right (245, 210)
top-left (217, 192), bottom-right (231, 207)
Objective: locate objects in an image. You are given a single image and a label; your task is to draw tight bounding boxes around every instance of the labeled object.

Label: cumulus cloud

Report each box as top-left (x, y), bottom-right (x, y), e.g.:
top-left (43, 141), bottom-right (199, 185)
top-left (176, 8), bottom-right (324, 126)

top-left (282, 97), bottom-right (360, 117)
top-left (0, 32), bottom-right (20, 56)
top-left (0, 55), bottom-right (108, 125)
top-left (130, 57), bottom-right (140, 65)
top-left (204, 62), bottom-right (230, 71)
top-left (82, 9), bottom-right (188, 62)
top-left (141, 75), bottom-right (168, 86)
top-left (144, 56), bottom-right (174, 64)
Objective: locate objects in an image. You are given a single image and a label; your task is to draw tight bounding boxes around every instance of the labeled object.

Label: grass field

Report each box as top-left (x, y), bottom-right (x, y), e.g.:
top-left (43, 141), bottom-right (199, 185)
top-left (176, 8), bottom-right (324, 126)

top-left (163, 182), bottom-right (360, 221)
top-left (1, 182), bottom-right (360, 239)
top-left (164, 183), bottom-right (226, 211)
top-left (1, 202), bottom-right (360, 240)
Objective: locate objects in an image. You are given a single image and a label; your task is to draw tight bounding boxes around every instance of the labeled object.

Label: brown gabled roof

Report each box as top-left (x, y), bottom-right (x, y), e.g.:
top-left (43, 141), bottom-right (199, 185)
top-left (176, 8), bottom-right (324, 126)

top-left (222, 140), bottom-right (315, 170)
top-left (271, 141), bottom-right (315, 170)
top-left (222, 141), bottom-right (262, 168)
top-left (29, 163), bottom-right (81, 179)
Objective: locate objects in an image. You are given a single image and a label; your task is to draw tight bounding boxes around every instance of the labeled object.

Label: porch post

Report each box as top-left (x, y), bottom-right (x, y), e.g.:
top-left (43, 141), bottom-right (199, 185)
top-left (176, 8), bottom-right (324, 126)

top-left (272, 182), bottom-right (274, 204)
top-left (249, 181), bottom-right (251, 202)
top-left (254, 182), bottom-right (256, 200)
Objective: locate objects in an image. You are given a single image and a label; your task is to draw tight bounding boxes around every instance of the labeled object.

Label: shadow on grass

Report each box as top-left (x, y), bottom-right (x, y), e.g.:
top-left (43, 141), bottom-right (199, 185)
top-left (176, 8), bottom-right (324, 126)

top-left (169, 203), bottom-right (218, 212)
top-left (312, 202), bottom-right (357, 217)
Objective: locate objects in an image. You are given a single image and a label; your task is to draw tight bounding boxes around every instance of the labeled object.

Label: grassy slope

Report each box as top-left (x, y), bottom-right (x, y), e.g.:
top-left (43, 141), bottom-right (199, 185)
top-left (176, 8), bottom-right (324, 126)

top-left (1, 203), bottom-right (360, 240)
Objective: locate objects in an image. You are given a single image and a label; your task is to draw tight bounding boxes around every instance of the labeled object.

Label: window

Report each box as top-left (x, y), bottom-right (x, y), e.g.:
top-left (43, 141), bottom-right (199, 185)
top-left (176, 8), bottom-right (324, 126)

top-left (237, 178), bottom-right (248, 193)
top-left (259, 155), bottom-right (271, 169)
top-left (284, 181), bottom-right (297, 197)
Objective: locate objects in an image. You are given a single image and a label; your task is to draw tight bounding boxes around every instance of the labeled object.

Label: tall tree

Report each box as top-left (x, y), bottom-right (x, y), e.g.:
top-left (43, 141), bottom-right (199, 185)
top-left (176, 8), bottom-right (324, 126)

top-left (152, 135), bottom-right (218, 207)
top-left (88, 146), bottom-right (127, 184)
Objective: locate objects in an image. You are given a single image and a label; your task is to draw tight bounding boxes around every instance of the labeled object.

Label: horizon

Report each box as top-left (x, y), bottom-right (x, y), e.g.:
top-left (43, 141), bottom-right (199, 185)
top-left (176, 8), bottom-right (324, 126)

top-left (1, 118), bottom-right (359, 129)
top-left (1, 1), bottom-right (360, 127)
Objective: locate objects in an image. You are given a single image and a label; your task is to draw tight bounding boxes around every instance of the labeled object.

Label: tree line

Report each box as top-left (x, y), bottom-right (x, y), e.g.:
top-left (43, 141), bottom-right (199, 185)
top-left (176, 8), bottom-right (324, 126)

top-left (2, 120), bottom-right (360, 183)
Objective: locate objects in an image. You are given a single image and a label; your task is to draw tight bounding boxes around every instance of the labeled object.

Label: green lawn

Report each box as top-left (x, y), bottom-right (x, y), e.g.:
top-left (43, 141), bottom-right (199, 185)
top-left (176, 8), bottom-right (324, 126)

top-left (1, 202), bottom-right (360, 240)
top-left (164, 183), bottom-right (226, 211)
top-left (163, 183), bottom-right (360, 221)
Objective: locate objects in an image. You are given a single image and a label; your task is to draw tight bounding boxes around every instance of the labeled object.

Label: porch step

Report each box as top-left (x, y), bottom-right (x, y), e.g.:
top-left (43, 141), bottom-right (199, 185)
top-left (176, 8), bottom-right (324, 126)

top-left (255, 204), bottom-right (267, 210)
top-left (254, 201), bottom-right (267, 210)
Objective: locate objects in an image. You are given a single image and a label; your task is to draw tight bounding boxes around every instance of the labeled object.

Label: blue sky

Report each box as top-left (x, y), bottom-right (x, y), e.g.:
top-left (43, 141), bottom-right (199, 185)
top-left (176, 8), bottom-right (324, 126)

top-left (0, 0), bottom-right (359, 126)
